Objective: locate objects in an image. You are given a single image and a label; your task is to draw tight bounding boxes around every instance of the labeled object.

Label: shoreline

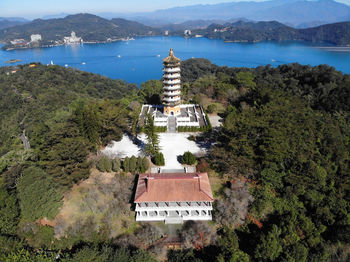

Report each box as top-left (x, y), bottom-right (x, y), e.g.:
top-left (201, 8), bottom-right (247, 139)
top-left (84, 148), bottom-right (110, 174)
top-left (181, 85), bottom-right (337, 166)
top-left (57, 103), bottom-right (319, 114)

top-left (1, 36), bottom-right (142, 51)
top-left (2, 35), bottom-right (350, 51)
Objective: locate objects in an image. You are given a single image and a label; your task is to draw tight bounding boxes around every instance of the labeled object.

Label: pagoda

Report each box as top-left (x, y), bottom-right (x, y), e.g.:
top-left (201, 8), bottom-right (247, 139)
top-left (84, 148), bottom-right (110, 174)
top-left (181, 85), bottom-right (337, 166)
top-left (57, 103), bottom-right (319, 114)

top-left (139, 49), bottom-right (208, 131)
top-left (162, 49), bottom-right (181, 116)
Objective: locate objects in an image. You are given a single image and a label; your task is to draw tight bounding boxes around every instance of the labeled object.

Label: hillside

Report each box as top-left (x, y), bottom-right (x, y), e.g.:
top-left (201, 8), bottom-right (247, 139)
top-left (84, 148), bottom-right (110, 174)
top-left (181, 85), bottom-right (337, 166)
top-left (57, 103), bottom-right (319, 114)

top-left (122, 0), bottom-right (350, 28)
top-left (0, 20), bottom-right (27, 30)
top-left (0, 61), bottom-right (349, 260)
top-left (0, 13), bottom-right (159, 44)
top-left (191, 21), bottom-right (350, 46)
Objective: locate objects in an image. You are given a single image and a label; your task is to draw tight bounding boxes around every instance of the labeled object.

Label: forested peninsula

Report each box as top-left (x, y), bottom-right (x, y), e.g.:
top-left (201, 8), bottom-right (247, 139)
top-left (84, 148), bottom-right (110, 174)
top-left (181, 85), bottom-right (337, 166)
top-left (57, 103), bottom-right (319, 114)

top-left (0, 61), bottom-right (349, 261)
top-left (183, 21), bottom-right (350, 46)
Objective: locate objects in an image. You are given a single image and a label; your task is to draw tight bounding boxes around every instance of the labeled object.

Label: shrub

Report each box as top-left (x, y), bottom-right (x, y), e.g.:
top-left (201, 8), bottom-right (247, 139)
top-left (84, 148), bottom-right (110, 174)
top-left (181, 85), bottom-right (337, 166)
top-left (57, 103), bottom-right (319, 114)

top-left (196, 159), bottom-right (211, 173)
top-left (181, 151), bottom-right (196, 165)
top-left (153, 152), bottom-right (165, 166)
top-left (123, 157), bottom-right (130, 172)
top-left (142, 157), bottom-right (150, 172)
top-left (207, 104), bottom-right (217, 113)
top-left (111, 158), bottom-right (120, 172)
top-left (129, 156), bottom-right (137, 173)
top-left (96, 157), bottom-right (112, 172)
top-left (155, 126), bottom-right (167, 132)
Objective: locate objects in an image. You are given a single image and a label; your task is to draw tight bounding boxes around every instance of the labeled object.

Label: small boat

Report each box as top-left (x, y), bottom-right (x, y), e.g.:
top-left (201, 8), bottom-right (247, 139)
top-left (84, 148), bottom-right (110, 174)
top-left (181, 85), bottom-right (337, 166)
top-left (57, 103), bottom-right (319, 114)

top-left (82, 62), bottom-right (86, 65)
top-left (65, 64), bottom-right (68, 67)
top-left (117, 55), bottom-right (121, 58)
top-left (271, 59), bottom-right (276, 62)
top-left (157, 54), bottom-right (160, 57)
top-left (5, 59), bottom-right (21, 64)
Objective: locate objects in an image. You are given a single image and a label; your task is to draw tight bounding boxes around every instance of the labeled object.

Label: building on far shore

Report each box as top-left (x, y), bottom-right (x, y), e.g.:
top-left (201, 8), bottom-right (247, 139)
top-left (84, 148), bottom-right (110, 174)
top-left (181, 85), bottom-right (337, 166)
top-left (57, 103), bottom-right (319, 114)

top-left (64, 31), bottom-right (83, 44)
top-left (134, 173), bottom-right (214, 224)
top-left (30, 34), bottom-right (42, 42)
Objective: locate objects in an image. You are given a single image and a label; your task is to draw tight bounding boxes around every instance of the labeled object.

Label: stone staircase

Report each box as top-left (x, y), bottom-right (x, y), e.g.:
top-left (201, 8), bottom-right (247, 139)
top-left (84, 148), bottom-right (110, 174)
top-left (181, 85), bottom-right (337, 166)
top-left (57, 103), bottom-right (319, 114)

top-left (167, 116), bottom-right (176, 132)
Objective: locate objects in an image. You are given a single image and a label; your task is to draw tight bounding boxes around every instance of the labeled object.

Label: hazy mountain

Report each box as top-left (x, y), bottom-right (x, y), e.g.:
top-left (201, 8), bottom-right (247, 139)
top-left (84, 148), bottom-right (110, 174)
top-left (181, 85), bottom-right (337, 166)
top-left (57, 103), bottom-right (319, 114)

top-left (253, 0), bottom-right (350, 26)
top-left (122, 0), bottom-right (350, 27)
top-left (0, 17), bottom-right (29, 23)
top-left (0, 20), bottom-right (28, 30)
top-left (0, 14), bottom-right (158, 43)
top-left (110, 18), bottom-right (159, 35)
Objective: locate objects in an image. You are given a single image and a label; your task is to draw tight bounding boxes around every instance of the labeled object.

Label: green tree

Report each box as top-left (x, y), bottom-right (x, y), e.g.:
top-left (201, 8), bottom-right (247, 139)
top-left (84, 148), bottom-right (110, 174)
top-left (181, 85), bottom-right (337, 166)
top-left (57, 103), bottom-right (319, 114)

top-left (144, 114), bottom-right (160, 156)
top-left (75, 101), bottom-right (101, 146)
top-left (235, 71), bottom-right (256, 90)
top-left (0, 179), bottom-right (19, 235)
top-left (181, 151), bottom-right (196, 165)
top-left (141, 157), bottom-right (150, 172)
top-left (96, 156), bottom-right (112, 172)
top-left (111, 158), bottom-right (120, 172)
top-left (153, 152), bottom-right (165, 166)
top-left (123, 157), bottom-right (130, 172)
top-left (255, 225), bottom-right (283, 261)
top-left (17, 167), bottom-right (62, 221)
top-left (129, 156), bottom-right (137, 173)
top-left (139, 80), bottom-right (163, 104)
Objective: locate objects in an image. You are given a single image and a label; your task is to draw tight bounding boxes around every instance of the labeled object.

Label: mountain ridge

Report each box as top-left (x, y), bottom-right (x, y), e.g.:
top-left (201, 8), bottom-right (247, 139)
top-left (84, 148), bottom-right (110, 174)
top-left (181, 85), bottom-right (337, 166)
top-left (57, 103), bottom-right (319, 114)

top-left (116, 0), bottom-right (350, 28)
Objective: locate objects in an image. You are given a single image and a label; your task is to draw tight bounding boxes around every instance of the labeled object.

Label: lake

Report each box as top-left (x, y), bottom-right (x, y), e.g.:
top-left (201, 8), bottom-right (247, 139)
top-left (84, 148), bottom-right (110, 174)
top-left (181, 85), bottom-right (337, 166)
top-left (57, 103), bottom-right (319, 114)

top-left (1, 36), bottom-right (350, 85)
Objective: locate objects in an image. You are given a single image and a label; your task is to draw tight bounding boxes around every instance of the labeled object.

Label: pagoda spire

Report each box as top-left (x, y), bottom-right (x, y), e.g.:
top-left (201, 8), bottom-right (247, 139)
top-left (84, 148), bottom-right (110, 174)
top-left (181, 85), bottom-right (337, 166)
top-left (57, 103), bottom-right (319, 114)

top-left (162, 48), bottom-right (181, 116)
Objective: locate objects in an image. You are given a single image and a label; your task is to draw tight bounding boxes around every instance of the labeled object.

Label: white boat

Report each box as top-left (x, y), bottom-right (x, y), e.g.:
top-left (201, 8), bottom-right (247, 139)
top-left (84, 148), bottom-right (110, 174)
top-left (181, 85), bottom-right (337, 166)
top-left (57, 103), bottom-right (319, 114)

top-left (65, 64), bottom-right (68, 67)
top-left (157, 54), bottom-right (160, 57)
top-left (82, 62), bottom-right (86, 65)
top-left (117, 55), bottom-right (121, 58)
top-left (271, 59), bottom-right (276, 62)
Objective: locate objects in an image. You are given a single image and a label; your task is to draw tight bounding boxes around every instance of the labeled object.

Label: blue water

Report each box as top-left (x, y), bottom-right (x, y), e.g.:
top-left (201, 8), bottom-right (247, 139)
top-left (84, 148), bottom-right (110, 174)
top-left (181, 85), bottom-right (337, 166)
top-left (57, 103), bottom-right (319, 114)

top-left (1, 36), bottom-right (349, 85)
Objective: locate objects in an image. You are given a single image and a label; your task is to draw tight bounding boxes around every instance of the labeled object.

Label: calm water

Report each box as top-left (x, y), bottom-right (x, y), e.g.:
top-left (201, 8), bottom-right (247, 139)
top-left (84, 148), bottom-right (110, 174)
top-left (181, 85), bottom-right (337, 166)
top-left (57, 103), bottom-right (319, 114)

top-left (1, 36), bottom-right (349, 85)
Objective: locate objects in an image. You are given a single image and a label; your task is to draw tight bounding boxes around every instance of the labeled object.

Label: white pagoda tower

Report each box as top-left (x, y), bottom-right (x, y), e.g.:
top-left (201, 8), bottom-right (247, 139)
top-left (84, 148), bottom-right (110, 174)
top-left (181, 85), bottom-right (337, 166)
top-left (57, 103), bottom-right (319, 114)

top-left (162, 48), bottom-right (181, 116)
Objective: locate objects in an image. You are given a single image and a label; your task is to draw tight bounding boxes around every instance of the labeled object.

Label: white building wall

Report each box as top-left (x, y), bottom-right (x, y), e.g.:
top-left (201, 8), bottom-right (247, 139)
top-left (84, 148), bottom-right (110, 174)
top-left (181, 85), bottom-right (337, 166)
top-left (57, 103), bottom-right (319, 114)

top-left (135, 201), bottom-right (213, 222)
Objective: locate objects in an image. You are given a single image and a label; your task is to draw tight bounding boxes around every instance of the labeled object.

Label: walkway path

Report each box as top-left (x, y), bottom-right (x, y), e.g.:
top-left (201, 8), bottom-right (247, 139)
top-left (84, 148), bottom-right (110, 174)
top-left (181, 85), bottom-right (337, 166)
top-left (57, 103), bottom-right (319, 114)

top-left (167, 116), bottom-right (176, 132)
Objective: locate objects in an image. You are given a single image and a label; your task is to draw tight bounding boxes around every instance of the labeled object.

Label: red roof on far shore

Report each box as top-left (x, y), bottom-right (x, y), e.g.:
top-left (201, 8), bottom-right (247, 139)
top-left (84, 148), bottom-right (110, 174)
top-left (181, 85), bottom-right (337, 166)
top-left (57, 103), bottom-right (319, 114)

top-left (134, 173), bottom-right (214, 203)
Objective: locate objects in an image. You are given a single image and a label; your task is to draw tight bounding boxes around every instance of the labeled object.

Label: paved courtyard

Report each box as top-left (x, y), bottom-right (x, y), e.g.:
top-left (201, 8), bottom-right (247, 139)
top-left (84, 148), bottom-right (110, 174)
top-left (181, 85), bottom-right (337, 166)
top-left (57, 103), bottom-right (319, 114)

top-left (101, 133), bottom-right (206, 169)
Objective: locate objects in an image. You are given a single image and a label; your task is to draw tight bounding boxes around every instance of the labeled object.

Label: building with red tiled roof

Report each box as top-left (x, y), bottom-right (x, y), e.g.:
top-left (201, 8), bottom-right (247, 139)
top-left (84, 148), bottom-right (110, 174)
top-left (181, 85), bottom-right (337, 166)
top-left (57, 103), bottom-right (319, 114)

top-left (134, 173), bottom-right (214, 224)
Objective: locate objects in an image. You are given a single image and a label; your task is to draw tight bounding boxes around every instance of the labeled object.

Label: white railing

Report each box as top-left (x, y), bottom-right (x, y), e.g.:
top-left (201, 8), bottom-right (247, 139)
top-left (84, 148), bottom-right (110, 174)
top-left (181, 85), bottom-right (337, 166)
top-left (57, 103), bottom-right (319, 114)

top-left (176, 117), bottom-right (191, 122)
top-left (163, 67), bottom-right (181, 73)
top-left (163, 79), bottom-right (180, 85)
top-left (163, 73), bottom-right (180, 79)
top-left (163, 97), bottom-right (180, 102)
top-left (177, 121), bottom-right (200, 127)
top-left (136, 214), bottom-right (212, 222)
top-left (163, 85), bottom-right (181, 90)
top-left (164, 91), bottom-right (181, 96)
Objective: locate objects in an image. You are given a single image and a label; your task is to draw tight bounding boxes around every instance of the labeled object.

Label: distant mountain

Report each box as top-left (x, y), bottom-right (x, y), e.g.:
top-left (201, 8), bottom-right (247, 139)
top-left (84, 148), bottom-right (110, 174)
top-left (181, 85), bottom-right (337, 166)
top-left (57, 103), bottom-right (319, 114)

top-left (0, 17), bottom-right (29, 23)
top-left (0, 14), bottom-right (159, 44)
top-left (159, 20), bottom-right (227, 31)
top-left (110, 18), bottom-right (157, 35)
top-left (158, 18), bottom-right (253, 31)
top-left (0, 20), bottom-right (27, 30)
top-left (192, 20), bottom-right (350, 46)
top-left (122, 0), bottom-right (350, 28)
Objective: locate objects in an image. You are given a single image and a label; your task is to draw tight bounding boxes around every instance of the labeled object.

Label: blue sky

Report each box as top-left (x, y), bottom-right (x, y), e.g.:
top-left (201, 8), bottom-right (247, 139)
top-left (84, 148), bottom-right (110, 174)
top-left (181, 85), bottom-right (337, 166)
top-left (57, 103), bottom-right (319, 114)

top-left (1, 0), bottom-right (350, 18)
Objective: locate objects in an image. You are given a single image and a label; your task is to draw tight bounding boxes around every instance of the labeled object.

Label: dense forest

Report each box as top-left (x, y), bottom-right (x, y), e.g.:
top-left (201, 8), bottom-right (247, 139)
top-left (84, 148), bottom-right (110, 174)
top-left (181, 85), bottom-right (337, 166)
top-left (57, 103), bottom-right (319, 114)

top-left (188, 21), bottom-right (350, 46)
top-left (0, 60), bottom-right (349, 261)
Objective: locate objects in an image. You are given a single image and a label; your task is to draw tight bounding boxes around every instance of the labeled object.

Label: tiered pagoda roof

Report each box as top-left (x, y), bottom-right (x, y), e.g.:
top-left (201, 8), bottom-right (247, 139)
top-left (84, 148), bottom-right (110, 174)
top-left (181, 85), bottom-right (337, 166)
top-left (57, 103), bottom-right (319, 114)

top-left (163, 48), bottom-right (181, 64)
